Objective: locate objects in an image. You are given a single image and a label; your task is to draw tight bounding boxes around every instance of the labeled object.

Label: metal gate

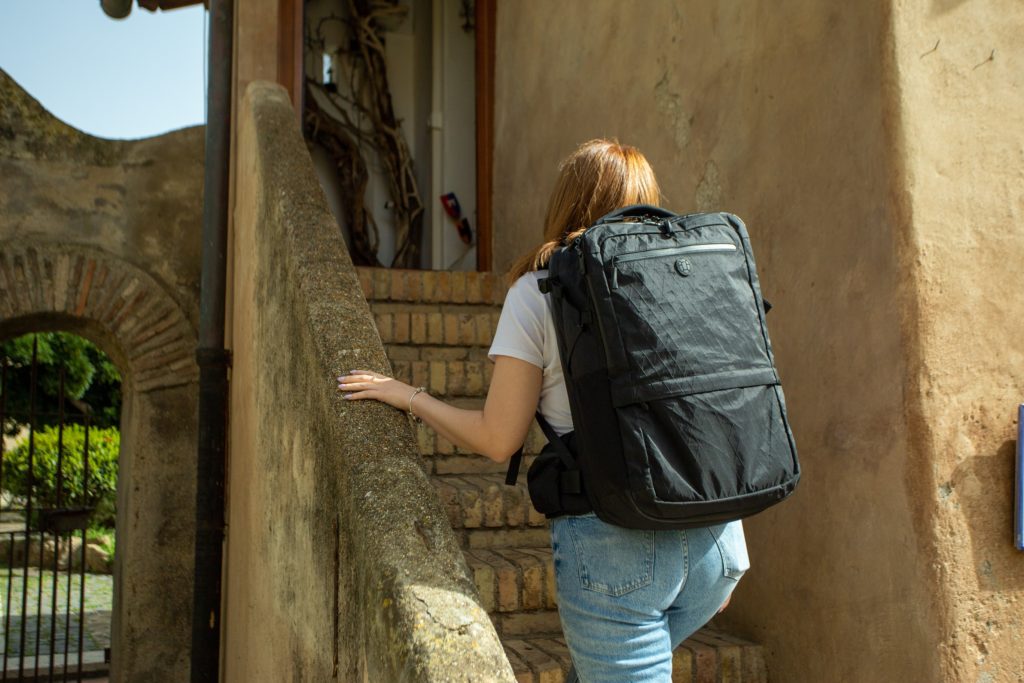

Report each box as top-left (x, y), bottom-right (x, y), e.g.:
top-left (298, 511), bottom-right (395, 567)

top-left (1, 336), bottom-right (106, 682)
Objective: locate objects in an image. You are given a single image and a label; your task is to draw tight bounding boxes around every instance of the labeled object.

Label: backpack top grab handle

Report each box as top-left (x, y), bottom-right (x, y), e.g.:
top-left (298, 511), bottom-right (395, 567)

top-left (595, 204), bottom-right (677, 225)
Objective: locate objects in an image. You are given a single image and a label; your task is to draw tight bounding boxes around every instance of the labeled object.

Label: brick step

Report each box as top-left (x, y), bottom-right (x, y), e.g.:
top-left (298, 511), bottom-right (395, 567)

top-left (357, 266), bottom-right (507, 305)
top-left (503, 635), bottom-right (571, 683)
top-left (465, 546), bottom-right (557, 615)
top-left (432, 471), bottom-right (549, 549)
top-left (432, 473), bottom-right (546, 532)
top-left (503, 629), bottom-right (766, 683)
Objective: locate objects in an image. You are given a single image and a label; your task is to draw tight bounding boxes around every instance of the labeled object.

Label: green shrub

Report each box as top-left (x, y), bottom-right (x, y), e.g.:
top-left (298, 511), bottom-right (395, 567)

top-left (2, 425), bottom-right (119, 529)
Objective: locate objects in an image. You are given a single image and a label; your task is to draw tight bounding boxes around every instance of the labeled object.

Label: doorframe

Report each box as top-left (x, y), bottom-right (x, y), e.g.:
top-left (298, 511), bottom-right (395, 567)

top-left (474, 0), bottom-right (495, 272)
top-left (277, 0), bottom-right (304, 122)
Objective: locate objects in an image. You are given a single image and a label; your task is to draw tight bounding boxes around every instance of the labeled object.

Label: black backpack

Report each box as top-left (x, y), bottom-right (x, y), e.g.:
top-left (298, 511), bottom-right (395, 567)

top-left (505, 205), bottom-right (800, 530)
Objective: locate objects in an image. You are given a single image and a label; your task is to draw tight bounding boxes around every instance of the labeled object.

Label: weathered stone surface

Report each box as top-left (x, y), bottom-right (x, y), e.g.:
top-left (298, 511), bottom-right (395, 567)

top-left (223, 81), bottom-right (513, 682)
top-left (0, 68), bottom-right (201, 683)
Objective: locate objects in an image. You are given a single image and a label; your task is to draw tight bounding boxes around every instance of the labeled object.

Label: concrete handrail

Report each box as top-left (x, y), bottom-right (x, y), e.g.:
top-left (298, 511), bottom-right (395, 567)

top-left (226, 80), bottom-right (514, 682)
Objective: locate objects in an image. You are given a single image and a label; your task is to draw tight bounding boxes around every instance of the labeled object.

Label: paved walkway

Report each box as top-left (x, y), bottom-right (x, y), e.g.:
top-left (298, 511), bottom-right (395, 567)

top-left (0, 569), bottom-right (112, 658)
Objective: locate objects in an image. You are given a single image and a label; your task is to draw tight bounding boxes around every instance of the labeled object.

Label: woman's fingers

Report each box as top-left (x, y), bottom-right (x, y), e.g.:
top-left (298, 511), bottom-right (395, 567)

top-left (335, 370), bottom-right (411, 410)
top-left (338, 371), bottom-right (380, 386)
top-left (338, 370), bottom-right (391, 386)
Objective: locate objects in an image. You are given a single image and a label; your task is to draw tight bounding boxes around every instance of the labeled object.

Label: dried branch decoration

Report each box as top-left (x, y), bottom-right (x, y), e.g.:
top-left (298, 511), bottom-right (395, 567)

top-left (304, 0), bottom-right (425, 268)
top-left (304, 86), bottom-right (381, 266)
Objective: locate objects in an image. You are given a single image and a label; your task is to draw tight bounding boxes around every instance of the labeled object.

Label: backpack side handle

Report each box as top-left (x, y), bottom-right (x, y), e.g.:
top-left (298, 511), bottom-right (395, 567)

top-left (595, 204), bottom-right (676, 224)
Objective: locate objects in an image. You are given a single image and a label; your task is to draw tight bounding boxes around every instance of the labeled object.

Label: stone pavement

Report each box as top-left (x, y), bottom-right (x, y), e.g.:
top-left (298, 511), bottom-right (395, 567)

top-left (0, 569), bottom-right (112, 659)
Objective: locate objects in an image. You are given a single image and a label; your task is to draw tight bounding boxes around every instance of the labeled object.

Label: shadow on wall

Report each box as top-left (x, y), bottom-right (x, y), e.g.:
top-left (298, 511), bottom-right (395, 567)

top-left (948, 438), bottom-right (1024, 591)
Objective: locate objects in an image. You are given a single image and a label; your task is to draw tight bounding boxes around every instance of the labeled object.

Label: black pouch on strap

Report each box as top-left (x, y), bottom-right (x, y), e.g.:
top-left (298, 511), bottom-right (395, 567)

top-left (525, 414), bottom-right (591, 519)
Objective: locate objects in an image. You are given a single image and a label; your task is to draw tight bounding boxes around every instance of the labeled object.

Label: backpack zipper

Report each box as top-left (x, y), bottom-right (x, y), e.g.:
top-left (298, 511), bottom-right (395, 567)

top-left (611, 242), bottom-right (737, 288)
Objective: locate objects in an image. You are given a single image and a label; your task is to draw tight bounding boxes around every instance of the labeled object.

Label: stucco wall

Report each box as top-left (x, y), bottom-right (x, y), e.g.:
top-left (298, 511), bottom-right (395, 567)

top-left (891, 1), bottom-right (1024, 680)
top-left (493, 2), bottom-right (943, 681)
top-left (0, 69), bottom-right (203, 682)
top-left (223, 80), bottom-right (513, 682)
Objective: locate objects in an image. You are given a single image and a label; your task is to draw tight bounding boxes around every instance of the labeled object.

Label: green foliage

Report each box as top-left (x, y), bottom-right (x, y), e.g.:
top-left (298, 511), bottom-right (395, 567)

top-left (1, 332), bottom-right (122, 431)
top-left (2, 425), bottom-right (120, 529)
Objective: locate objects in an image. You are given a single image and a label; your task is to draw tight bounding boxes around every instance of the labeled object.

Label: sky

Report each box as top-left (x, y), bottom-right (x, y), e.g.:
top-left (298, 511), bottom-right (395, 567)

top-left (0, 1), bottom-right (207, 140)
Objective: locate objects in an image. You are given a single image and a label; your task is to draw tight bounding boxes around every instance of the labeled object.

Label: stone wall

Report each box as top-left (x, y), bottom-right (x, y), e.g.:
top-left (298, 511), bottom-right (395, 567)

top-left (492, 1), bottom-right (1024, 680)
top-left (222, 80), bottom-right (513, 682)
top-left (0, 69), bottom-right (203, 682)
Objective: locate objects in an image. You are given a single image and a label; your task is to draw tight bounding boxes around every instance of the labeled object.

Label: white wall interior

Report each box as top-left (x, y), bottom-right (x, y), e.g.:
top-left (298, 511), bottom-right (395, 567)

top-left (437, 0), bottom-right (477, 271)
top-left (304, 0), bottom-right (476, 270)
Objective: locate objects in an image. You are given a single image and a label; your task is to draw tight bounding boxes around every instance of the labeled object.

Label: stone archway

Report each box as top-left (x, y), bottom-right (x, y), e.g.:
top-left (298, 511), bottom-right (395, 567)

top-left (0, 240), bottom-right (199, 681)
top-left (1, 68), bottom-right (204, 681)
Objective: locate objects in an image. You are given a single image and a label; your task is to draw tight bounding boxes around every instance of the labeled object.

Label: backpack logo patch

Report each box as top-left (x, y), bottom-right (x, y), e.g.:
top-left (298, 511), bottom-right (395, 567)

top-left (675, 257), bottom-right (693, 277)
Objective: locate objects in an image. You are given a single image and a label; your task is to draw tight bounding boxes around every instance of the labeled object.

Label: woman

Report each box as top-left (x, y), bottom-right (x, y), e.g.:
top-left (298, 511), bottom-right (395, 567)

top-left (338, 139), bottom-right (748, 683)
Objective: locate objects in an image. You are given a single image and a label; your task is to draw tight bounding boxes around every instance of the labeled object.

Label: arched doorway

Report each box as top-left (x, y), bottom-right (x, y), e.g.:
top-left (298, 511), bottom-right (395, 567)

top-left (0, 241), bottom-right (198, 682)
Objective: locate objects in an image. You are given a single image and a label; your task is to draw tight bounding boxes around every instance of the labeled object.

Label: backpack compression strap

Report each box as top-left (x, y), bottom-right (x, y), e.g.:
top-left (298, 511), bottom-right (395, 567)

top-left (505, 412), bottom-right (577, 487)
top-left (504, 412), bottom-right (546, 486)
top-left (505, 444), bottom-right (525, 486)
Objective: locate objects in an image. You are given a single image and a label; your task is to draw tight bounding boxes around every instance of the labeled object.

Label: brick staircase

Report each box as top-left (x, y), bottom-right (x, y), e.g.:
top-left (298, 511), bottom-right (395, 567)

top-left (358, 267), bottom-right (767, 683)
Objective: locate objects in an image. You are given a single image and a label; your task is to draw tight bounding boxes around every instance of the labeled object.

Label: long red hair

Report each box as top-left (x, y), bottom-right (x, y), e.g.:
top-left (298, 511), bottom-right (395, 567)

top-left (506, 139), bottom-right (661, 283)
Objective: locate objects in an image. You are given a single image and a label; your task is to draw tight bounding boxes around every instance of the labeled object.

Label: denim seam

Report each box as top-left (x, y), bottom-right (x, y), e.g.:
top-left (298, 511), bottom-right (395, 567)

top-left (677, 529), bottom-right (691, 595)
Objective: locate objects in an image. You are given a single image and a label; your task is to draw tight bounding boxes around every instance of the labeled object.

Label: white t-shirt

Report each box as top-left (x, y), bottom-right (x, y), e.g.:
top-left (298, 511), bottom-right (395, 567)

top-left (487, 270), bottom-right (574, 436)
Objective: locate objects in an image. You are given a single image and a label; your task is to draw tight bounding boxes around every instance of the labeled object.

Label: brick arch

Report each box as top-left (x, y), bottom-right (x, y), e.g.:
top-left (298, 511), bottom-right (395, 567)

top-left (0, 241), bottom-right (198, 391)
top-left (0, 239), bottom-right (199, 681)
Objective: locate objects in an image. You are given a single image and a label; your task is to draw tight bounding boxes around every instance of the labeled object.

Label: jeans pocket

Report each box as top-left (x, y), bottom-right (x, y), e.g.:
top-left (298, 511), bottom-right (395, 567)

top-left (709, 521), bottom-right (750, 581)
top-left (564, 513), bottom-right (655, 596)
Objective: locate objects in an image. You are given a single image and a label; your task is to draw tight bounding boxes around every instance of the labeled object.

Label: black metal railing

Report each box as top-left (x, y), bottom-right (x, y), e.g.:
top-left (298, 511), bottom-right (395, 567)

top-left (1, 336), bottom-right (102, 682)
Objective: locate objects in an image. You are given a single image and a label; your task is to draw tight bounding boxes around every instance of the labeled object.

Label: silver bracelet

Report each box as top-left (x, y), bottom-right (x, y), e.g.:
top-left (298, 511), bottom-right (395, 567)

top-left (408, 386), bottom-right (426, 423)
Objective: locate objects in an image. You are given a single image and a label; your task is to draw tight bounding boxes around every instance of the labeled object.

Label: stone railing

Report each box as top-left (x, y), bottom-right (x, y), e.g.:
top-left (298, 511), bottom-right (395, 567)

top-left (224, 80), bottom-right (514, 682)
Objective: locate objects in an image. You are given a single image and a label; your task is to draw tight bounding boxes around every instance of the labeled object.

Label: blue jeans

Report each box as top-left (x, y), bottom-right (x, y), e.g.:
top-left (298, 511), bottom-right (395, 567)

top-left (551, 513), bottom-right (749, 683)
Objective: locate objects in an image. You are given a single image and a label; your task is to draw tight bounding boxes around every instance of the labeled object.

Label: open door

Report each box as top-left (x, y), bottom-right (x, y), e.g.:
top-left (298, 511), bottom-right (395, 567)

top-left (302, 0), bottom-right (494, 272)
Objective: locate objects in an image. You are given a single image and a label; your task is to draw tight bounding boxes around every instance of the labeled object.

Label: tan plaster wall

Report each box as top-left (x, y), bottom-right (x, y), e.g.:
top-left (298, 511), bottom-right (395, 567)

top-left (223, 80), bottom-right (513, 682)
top-left (494, 2), bottom-right (941, 680)
top-left (0, 70), bottom-right (203, 682)
top-left (891, 1), bottom-right (1024, 679)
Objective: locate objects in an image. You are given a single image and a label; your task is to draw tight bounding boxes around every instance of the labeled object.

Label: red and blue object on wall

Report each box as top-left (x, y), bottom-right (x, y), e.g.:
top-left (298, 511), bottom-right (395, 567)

top-left (440, 192), bottom-right (474, 245)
